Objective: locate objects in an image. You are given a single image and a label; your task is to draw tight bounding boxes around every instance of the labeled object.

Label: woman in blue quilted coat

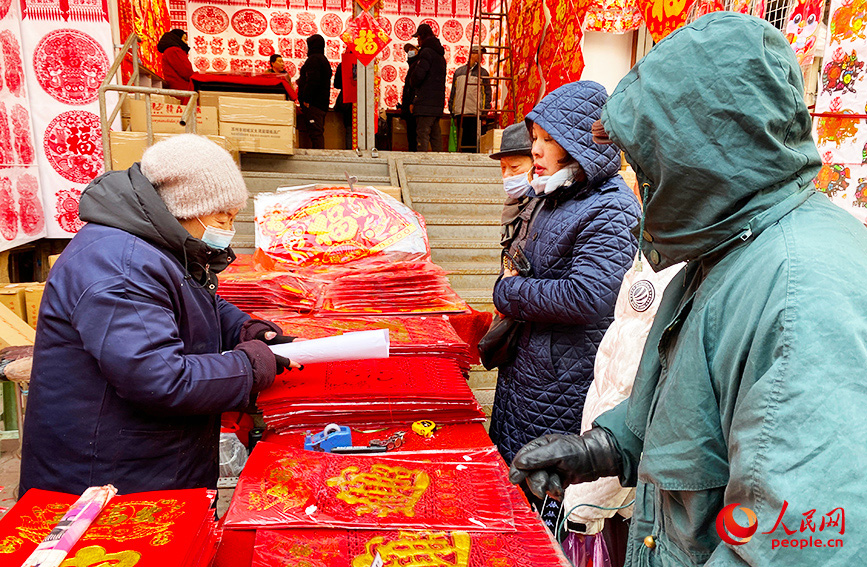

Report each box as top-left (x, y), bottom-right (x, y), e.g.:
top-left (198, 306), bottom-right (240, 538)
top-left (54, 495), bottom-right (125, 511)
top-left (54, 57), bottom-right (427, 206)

top-left (489, 81), bottom-right (640, 468)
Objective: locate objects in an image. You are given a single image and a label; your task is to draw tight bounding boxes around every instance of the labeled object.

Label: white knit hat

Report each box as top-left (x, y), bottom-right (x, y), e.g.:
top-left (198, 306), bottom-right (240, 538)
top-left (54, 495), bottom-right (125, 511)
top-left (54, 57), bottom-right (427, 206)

top-left (140, 134), bottom-right (249, 219)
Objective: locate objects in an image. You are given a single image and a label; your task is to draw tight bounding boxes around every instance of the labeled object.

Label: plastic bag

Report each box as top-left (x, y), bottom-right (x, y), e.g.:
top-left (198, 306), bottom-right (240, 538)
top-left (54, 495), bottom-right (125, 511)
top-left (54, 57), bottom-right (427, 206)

top-left (448, 118), bottom-right (458, 152)
top-left (219, 432), bottom-right (248, 478)
top-left (561, 532), bottom-right (612, 567)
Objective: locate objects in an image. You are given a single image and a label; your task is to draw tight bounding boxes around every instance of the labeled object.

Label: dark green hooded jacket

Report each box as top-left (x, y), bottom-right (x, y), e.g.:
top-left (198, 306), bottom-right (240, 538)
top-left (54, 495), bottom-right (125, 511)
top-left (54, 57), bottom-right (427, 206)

top-left (594, 13), bottom-right (867, 566)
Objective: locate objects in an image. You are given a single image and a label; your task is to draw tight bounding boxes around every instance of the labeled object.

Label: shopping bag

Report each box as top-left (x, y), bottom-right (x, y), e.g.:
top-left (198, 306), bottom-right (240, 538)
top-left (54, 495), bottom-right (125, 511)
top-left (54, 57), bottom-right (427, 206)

top-left (448, 118), bottom-right (458, 152)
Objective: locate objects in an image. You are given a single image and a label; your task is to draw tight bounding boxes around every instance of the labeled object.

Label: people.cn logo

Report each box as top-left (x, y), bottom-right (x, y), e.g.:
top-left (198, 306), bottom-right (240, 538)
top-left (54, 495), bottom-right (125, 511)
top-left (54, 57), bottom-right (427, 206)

top-left (716, 503), bottom-right (758, 545)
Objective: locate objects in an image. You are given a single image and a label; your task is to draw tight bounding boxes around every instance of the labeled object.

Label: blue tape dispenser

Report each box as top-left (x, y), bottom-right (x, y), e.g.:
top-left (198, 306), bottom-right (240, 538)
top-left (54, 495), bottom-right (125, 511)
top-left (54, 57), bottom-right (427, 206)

top-left (304, 423), bottom-right (352, 452)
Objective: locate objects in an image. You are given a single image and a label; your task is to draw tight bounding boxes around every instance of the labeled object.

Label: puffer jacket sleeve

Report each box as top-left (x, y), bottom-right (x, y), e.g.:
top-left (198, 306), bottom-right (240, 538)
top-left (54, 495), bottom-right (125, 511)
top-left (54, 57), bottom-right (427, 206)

top-left (217, 295), bottom-right (250, 348)
top-left (493, 195), bottom-right (637, 325)
top-left (409, 50), bottom-right (431, 90)
top-left (71, 276), bottom-right (254, 416)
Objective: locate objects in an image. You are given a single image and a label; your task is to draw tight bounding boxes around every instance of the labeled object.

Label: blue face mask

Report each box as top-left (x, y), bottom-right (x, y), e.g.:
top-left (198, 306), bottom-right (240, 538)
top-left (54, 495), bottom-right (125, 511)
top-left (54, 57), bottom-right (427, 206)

top-left (197, 218), bottom-right (235, 250)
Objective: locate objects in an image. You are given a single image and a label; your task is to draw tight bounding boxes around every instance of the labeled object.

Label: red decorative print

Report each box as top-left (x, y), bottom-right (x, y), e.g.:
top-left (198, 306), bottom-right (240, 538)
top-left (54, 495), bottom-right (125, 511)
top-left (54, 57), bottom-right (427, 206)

top-left (10, 105), bottom-right (34, 165)
top-left (192, 6), bottom-right (229, 34)
top-left (443, 44), bottom-right (451, 62)
top-left (0, 0), bottom-right (10, 19)
top-left (381, 64), bottom-right (397, 82)
top-left (54, 188), bottom-right (85, 233)
top-left (43, 111), bottom-right (103, 184)
top-left (243, 38), bottom-right (255, 56)
top-left (193, 35), bottom-right (208, 54)
top-left (321, 13), bottom-right (343, 37)
top-left (0, 103), bottom-right (13, 168)
top-left (385, 84), bottom-right (399, 107)
top-left (294, 38), bottom-right (307, 58)
top-left (466, 21), bottom-right (486, 42)
top-left (211, 57), bottom-right (228, 72)
top-left (0, 178), bottom-right (17, 240)
top-left (278, 37), bottom-right (292, 56)
top-left (380, 45), bottom-right (391, 60)
top-left (210, 36), bottom-right (224, 55)
top-left (270, 12), bottom-right (293, 35)
top-left (254, 60), bottom-right (270, 73)
top-left (394, 17), bottom-right (416, 41)
top-left (327, 39), bottom-right (341, 59)
top-left (259, 38), bottom-right (275, 56)
top-left (194, 56), bottom-right (210, 72)
top-left (232, 9), bottom-right (268, 37)
top-left (0, 31), bottom-right (25, 98)
top-left (399, 66), bottom-right (407, 81)
top-left (285, 61), bottom-right (297, 77)
top-left (297, 12), bottom-right (318, 36)
top-left (228, 38), bottom-right (240, 55)
top-left (17, 174), bottom-right (44, 236)
top-left (421, 18), bottom-right (439, 36)
top-left (33, 29), bottom-right (108, 105)
top-left (454, 45), bottom-right (468, 65)
top-left (231, 58), bottom-right (253, 73)
top-left (442, 19), bottom-right (463, 42)
top-left (376, 16), bottom-right (392, 35)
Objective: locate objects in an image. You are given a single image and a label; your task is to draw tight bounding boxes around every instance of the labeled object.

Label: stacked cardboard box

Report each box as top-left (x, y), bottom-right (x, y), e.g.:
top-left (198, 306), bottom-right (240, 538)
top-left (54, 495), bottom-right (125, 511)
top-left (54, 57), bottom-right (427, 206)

top-left (0, 282), bottom-right (43, 328)
top-left (128, 99), bottom-right (219, 136)
top-left (198, 90), bottom-right (285, 108)
top-left (219, 96), bottom-right (295, 155)
top-left (480, 128), bottom-right (504, 154)
top-left (109, 131), bottom-right (239, 170)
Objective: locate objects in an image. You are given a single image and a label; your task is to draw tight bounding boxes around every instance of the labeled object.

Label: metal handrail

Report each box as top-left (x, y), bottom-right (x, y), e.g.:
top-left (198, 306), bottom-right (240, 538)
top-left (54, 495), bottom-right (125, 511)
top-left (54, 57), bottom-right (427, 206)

top-left (98, 33), bottom-right (200, 170)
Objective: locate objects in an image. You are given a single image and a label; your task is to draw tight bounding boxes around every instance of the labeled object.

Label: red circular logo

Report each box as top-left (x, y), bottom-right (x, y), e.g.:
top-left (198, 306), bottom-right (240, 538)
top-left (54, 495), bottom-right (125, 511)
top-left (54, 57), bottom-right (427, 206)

top-left (716, 503), bottom-right (758, 546)
top-left (394, 17), bottom-right (416, 41)
top-left (54, 188), bottom-right (85, 234)
top-left (320, 13), bottom-right (343, 37)
top-left (466, 21), bottom-right (487, 43)
top-left (194, 56), bottom-right (210, 73)
top-left (43, 111), bottom-right (103, 184)
top-left (381, 64), bottom-right (397, 82)
top-left (33, 29), bottom-right (109, 105)
top-left (376, 16), bottom-right (392, 35)
top-left (442, 19), bottom-right (463, 43)
top-left (211, 57), bottom-right (228, 72)
top-left (231, 9), bottom-right (268, 37)
top-left (420, 18), bottom-right (440, 36)
top-left (296, 13), bottom-right (318, 37)
top-left (192, 6), bottom-right (229, 35)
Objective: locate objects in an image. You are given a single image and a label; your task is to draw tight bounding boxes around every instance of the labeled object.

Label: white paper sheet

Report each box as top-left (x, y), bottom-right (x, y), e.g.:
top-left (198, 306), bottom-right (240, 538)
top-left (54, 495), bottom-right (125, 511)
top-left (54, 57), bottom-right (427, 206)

top-left (269, 329), bottom-right (390, 364)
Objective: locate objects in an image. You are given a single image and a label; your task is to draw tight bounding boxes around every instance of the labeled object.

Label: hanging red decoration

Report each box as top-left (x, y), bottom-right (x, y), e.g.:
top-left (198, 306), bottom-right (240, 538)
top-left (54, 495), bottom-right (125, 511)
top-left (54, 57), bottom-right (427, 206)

top-left (340, 13), bottom-right (392, 69)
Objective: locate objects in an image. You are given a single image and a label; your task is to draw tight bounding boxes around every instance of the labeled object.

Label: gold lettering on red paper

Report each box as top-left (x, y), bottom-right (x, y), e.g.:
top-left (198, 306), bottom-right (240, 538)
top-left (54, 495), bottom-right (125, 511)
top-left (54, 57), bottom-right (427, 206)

top-left (327, 464), bottom-right (430, 518)
top-left (352, 531), bottom-right (471, 567)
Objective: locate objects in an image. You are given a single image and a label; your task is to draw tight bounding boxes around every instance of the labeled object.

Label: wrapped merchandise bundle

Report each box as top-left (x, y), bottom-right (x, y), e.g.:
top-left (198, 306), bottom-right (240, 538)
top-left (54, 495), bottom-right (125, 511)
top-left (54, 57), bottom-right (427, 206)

top-left (257, 357), bottom-right (486, 430)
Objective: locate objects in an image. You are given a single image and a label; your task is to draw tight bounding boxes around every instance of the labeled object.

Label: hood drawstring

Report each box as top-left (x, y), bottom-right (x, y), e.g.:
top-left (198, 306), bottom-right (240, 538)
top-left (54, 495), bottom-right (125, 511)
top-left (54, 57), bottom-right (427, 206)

top-left (635, 183), bottom-right (650, 273)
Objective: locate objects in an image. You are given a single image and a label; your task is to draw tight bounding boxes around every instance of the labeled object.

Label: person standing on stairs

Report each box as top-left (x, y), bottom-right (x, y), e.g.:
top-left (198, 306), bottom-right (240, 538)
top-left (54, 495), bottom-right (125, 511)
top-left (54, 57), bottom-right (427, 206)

top-left (297, 34), bottom-right (332, 149)
top-left (488, 81), bottom-right (640, 524)
top-left (408, 24), bottom-right (447, 152)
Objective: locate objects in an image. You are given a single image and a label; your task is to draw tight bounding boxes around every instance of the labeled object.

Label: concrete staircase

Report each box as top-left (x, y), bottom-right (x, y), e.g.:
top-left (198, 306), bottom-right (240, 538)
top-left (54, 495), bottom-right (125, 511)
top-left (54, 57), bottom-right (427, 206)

top-left (237, 149), bottom-right (504, 415)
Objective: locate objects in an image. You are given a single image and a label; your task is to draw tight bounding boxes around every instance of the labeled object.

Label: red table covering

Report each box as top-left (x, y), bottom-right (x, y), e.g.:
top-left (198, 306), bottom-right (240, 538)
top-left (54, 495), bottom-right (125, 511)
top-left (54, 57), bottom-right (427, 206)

top-left (223, 443), bottom-right (517, 532)
top-left (191, 72), bottom-right (297, 101)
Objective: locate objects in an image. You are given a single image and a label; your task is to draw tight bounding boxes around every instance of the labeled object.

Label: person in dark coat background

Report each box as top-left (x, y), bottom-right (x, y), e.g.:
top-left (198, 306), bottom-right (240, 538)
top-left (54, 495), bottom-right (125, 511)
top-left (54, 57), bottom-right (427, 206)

top-left (489, 81), bottom-right (640, 471)
top-left (408, 24), bottom-right (446, 152)
top-left (19, 135), bottom-right (299, 497)
top-left (333, 48), bottom-right (354, 150)
top-left (297, 34), bottom-right (332, 149)
top-left (399, 43), bottom-right (420, 152)
top-left (157, 29), bottom-right (194, 103)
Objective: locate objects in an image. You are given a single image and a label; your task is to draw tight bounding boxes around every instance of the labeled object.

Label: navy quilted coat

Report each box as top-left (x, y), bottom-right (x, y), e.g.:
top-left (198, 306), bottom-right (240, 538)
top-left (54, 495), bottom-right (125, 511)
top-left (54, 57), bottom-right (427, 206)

top-left (489, 81), bottom-right (640, 463)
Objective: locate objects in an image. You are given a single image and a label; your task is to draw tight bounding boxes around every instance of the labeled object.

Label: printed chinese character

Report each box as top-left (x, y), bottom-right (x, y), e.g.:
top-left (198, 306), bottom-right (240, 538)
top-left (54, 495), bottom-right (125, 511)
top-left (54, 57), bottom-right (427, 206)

top-left (761, 500), bottom-right (796, 536)
top-left (820, 508), bottom-right (845, 535)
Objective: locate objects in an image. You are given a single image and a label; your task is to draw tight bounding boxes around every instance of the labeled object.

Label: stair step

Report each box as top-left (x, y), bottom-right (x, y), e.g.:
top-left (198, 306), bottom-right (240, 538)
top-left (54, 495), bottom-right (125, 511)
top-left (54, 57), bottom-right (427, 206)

top-left (427, 224), bottom-right (501, 241)
top-left (414, 202), bottom-right (504, 218)
top-left (412, 197), bottom-right (504, 205)
top-left (430, 239), bottom-right (502, 249)
top-left (422, 217), bottom-right (501, 226)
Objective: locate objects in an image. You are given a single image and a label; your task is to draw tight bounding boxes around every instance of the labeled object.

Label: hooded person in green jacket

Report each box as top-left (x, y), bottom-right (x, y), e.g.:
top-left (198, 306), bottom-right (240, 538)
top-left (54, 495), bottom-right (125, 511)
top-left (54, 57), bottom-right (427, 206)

top-left (508, 13), bottom-right (867, 566)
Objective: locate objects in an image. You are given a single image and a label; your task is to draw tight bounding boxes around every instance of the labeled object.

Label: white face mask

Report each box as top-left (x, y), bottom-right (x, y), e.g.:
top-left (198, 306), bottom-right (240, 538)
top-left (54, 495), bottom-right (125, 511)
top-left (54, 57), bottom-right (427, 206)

top-left (197, 218), bottom-right (235, 250)
top-left (503, 172), bottom-right (532, 198)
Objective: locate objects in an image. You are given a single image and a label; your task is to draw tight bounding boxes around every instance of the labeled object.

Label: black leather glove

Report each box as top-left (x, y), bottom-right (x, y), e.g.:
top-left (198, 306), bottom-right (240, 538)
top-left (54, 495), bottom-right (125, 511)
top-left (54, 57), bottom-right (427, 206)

top-left (508, 427), bottom-right (623, 500)
top-left (239, 319), bottom-right (295, 345)
top-left (234, 340), bottom-right (295, 392)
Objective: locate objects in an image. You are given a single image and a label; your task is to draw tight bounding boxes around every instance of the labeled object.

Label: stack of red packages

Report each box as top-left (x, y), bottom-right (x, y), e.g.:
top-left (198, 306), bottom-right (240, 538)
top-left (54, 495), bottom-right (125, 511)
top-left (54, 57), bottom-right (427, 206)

top-left (0, 488), bottom-right (218, 566)
top-left (218, 257), bottom-right (324, 313)
top-left (257, 357), bottom-right (486, 430)
top-left (252, 312), bottom-right (474, 372)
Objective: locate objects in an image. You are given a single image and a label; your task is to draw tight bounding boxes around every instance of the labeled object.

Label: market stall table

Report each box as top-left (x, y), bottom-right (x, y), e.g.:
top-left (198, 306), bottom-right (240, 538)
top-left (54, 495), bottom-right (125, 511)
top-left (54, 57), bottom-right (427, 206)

top-left (191, 72), bottom-right (297, 101)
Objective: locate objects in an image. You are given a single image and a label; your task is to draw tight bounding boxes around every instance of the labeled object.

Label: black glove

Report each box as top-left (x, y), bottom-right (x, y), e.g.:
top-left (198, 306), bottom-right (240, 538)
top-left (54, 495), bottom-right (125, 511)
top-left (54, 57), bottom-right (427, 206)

top-left (239, 319), bottom-right (295, 345)
top-left (508, 427), bottom-right (623, 501)
top-left (234, 340), bottom-right (295, 392)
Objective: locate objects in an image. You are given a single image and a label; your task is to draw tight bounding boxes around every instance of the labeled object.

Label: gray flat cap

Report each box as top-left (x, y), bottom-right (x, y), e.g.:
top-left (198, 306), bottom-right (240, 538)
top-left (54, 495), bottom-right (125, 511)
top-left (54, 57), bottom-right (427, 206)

top-left (489, 123), bottom-right (533, 159)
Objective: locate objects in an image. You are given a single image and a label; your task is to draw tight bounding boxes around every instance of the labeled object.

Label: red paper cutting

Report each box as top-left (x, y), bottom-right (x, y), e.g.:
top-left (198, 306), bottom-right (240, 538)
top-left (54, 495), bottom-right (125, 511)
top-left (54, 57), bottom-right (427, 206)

top-left (20, 0), bottom-right (109, 22)
top-left (0, 177), bottom-right (18, 240)
top-left (636, 0), bottom-right (698, 42)
top-left (17, 174), bottom-right (44, 236)
top-left (0, 30), bottom-right (25, 98)
top-left (10, 105), bottom-right (34, 166)
top-left (34, 29), bottom-right (109, 105)
top-left (43, 110), bottom-right (104, 183)
top-left (223, 443), bottom-right (516, 532)
top-left (270, 12), bottom-right (293, 35)
top-left (232, 9), bottom-right (269, 37)
top-left (538, 0), bottom-right (587, 95)
top-left (192, 5), bottom-right (230, 34)
top-left (341, 13), bottom-right (391, 67)
top-left (54, 187), bottom-right (85, 233)
top-left (0, 103), bottom-right (12, 168)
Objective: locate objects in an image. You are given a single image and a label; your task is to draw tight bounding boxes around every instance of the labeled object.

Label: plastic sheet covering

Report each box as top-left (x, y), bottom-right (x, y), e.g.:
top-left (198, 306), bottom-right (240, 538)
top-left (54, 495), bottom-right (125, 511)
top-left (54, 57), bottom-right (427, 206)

top-left (269, 329), bottom-right (390, 365)
top-left (248, 465), bottom-right (572, 567)
top-left (252, 312), bottom-right (474, 371)
top-left (222, 443), bottom-right (517, 532)
top-left (255, 186), bottom-right (429, 267)
top-left (0, 488), bottom-right (218, 567)
top-left (257, 357), bottom-right (486, 430)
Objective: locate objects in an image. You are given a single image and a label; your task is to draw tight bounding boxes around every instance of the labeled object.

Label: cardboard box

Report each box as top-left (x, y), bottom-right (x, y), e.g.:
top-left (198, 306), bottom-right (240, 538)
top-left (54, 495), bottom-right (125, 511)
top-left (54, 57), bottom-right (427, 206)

top-left (0, 286), bottom-right (25, 320)
top-left (220, 122), bottom-right (294, 155)
top-left (110, 132), bottom-right (239, 170)
top-left (198, 90), bottom-right (286, 108)
top-left (129, 99), bottom-right (219, 136)
top-left (0, 303), bottom-right (35, 348)
top-left (48, 254), bottom-right (60, 269)
top-left (480, 128), bottom-right (504, 154)
top-left (370, 186), bottom-right (403, 201)
top-left (24, 284), bottom-right (44, 329)
top-left (324, 111), bottom-right (346, 149)
top-left (219, 96), bottom-right (295, 126)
